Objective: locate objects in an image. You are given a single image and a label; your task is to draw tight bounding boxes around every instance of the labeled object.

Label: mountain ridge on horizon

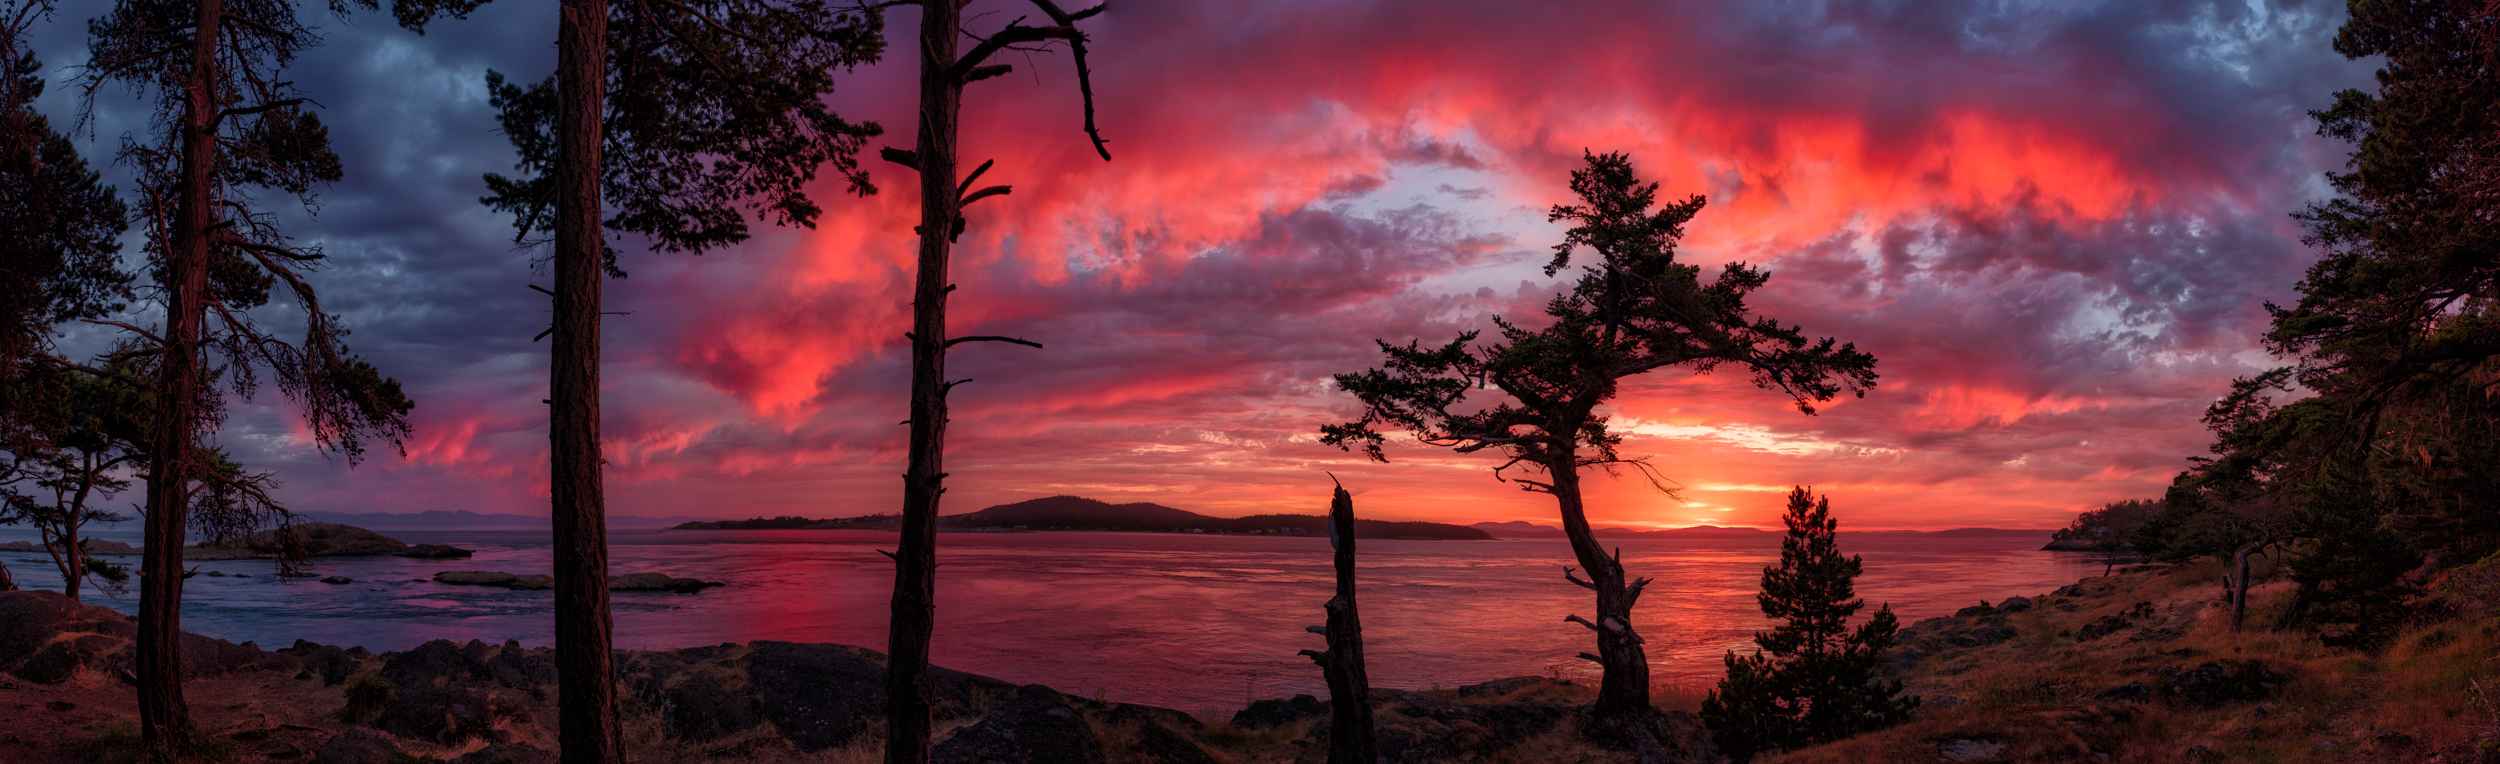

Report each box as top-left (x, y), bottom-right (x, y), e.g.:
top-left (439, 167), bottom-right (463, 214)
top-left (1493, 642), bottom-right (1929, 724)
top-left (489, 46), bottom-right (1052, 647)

top-left (285, 498), bottom-right (2054, 537)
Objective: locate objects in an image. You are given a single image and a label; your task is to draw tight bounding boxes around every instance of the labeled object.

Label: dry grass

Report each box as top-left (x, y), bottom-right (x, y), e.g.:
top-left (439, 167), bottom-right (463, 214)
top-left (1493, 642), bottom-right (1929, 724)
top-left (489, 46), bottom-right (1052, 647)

top-left (1761, 558), bottom-right (2500, 764)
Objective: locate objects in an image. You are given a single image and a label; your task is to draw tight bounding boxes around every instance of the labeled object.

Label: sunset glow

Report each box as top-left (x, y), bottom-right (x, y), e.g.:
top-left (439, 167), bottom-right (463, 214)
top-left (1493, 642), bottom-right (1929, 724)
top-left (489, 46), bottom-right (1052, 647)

top-left (72, 0), bottom-right (2373, 531)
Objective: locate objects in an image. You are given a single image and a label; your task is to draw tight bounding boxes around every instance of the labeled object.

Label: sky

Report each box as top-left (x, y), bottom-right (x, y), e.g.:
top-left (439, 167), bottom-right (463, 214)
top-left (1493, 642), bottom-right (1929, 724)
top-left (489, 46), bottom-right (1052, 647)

top-left (29, 0), bottom-right (2380, 530)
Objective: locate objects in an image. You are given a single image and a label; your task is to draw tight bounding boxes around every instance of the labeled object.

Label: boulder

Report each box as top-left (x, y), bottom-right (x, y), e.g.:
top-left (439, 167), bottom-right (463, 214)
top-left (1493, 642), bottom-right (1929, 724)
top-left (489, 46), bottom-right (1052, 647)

top-left (1232, 694), bottom-right (1329, 728)
top-left (281, 639), bottom-right (367, 686)
top-left (398, 544), bottom-right (475, 559)
top-left (433, 571), bottom-right (520, 587)
top-left (2076, 614), bottom-right (2131, 641)
top-left (508, 575), bottom-right (554, 590)
top-left (371, 686), bottom-right (513, 744)
top-left (0, 591), bottom-right (109, 671)
top-left (2164, 661), bottom-right (2282, 708)
top-left (453, 743), bottom-right (554, 764)
top-left (662, 670), bottom-right (762, 742)
top-left (381, 640), bottom-right (492, 689)
top-left (931, 684), bottom-right (1106, 764)
top-left (312, 728), bottom-right (407, 764)
top-left (744, 642), bottom-right (889, 750)
top-left (1997, 596), bottom-right (2035, 613)
top-left (743, 641), bottom-right (1013, 751)
top-left (1127, 722), bottom-right (1222, 764)
top-left (321, 576), bottom-right (354, 585)
top-left (14, 634), bottom-right (121, 684)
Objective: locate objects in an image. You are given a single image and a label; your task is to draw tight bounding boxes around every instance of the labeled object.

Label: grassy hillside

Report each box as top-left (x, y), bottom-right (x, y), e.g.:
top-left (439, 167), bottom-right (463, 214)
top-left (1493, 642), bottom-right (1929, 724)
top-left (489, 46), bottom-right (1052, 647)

top-left (1764, 552), bottom-right (2500, 763)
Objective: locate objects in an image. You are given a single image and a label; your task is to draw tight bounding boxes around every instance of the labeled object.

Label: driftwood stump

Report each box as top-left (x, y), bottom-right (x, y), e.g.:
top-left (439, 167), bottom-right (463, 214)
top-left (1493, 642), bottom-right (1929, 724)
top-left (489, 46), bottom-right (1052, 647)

top-left (1300, 480), bottom-right (1377, 764)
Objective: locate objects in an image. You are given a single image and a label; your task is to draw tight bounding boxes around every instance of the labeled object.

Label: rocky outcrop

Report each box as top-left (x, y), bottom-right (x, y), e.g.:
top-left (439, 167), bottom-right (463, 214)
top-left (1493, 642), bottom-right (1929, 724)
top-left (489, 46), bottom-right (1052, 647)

top-left (931, 684), bottom-right (1107, 764)
top-left (396, 544), bottom-right (474, 559)
top-left (0, 590), bottom-right (298, 684)
top-left (373, 686), bottom-right (518, 744)
top-left (378, 639), bottom-right (555, 695)
top-left (188, 522), bottom-right (410, 559)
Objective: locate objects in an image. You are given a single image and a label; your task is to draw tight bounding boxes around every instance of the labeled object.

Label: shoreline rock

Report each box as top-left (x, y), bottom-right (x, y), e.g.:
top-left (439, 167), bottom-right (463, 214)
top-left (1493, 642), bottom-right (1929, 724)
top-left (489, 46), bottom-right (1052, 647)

top-left (185, 522), bottom-right (411, 560)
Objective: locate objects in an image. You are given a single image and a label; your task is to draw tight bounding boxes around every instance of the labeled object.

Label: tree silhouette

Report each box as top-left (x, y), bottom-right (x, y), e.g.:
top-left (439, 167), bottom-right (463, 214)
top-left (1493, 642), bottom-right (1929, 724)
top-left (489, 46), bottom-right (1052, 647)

top-left (1701, 487), bottom-right (1912, 762)
top-left (0, 0), bottom-right (133, 602)
top-left (81, 0), bottom-right (418, 747)
top-left (1325, 151), bottom-right (1876, 744)
top-left (872, 3), bottom-right (1110, 762)
top-left (468, 0), bottom-right (885, 757)
top-left (1298, 479), bottom-right (1377, 764)
top-left (0, 362), bottom-right (146, 600)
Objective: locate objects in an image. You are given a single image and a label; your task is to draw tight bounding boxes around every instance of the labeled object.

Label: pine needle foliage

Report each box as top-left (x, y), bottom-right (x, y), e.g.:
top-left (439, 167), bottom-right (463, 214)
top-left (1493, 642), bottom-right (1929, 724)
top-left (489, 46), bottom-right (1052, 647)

top-left (1703, 487), bottom-right (1914, 762)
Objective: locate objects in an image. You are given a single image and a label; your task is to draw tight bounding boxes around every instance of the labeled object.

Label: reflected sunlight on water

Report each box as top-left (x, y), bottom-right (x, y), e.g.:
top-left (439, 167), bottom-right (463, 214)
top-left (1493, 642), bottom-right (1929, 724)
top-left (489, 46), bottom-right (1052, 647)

top-left (1, 527), bottom-right (2092, 718)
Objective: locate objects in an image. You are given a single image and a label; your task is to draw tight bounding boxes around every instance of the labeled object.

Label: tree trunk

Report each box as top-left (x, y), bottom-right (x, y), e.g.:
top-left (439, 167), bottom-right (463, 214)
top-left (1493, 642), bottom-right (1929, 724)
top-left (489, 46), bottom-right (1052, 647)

top-left (63, 453), bottom-right (94, 600)
top-left (1299, 481), bottom-right (1375, 764)
top-left (60, 504), bottom-right (78, 600)
top-left (885, 3), bottom-right (960, 763)
top-left (135, 0), bottom-right (220, 745)
top-left (1, 562), bottom-right (15, 591)
top-left (552, 0), bottom-right (620, 759)
top-left (1551, 451), bottom-right (1651, 722)
top-left (2229, 541), bottom-right (2259, 632)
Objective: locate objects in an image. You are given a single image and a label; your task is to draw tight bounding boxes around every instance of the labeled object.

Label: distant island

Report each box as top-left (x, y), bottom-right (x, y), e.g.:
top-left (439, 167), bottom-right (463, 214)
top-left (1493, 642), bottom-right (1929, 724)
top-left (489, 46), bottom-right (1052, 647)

top-left (670, 495), bottom-right (1495, 540)
top-left (1467, 520), bottom-right (2052, 539)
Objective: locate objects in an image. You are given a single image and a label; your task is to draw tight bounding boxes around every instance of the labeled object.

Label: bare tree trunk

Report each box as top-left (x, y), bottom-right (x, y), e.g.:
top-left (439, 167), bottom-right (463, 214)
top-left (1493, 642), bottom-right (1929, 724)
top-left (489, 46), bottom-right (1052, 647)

top-left (1, 562), bottom-right (15, 591)
top-left (1551, 450), bottom-right (1652, 722)
top-left (885, 3), bottom-right (961, 763)
top-left (62, 454), bottom-right (95, 600)
top-left (135, 0), bottom-right (220, 744)
top-left (60, 502), bottom-right (78, 599)
top-left (553, 0), bottom-right (621, 759)
top-left (2229, 541), bottom-right (2262, 632)
top-left (1300, 481), bottom-right (1375, 764)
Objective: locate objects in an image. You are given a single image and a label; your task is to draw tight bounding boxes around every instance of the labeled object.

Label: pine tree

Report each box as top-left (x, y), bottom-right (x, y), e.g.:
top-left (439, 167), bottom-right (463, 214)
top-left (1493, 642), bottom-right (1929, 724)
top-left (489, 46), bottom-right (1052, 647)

top-left (1325, 152), bottom-right (1876, 743)
top-left (1703, 487), bottom-right (1913, 762)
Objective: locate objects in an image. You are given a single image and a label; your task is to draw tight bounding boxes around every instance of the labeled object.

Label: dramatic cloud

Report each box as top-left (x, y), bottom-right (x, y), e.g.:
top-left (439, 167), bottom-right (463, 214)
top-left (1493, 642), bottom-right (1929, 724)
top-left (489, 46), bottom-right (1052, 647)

top-left (32, 0), bottom-right (2376, 528)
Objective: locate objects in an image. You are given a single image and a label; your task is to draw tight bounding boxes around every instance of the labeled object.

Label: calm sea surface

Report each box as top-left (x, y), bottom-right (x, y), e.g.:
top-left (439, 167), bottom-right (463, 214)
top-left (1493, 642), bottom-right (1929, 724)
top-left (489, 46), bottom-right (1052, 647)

top-left (1, 527), bottom-right (2094, 718)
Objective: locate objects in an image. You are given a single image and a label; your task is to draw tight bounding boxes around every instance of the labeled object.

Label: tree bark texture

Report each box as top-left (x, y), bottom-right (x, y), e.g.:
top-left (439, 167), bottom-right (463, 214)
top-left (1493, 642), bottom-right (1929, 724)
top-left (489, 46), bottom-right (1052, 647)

top-left (1300, 482), bottom-right (1376, 764)
top-left (553, 0), bottom-right (621, 759)
top-left (885, 2), bottom-right (960, 762)
top-left (1552, 446), bottom-right (1653, 721)
top-left (135, 0), bottom-right (220, 743)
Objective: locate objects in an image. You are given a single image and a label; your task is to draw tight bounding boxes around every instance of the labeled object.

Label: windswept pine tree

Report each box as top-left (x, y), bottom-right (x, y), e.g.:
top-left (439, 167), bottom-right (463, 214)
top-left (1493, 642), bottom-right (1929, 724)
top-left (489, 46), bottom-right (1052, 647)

top-left (1702, 487), bottom-right (1913, 762)
top-left (81, 0), bottom-right (418, 748)
top-left (1325, 151), bottom-right (1876, 750)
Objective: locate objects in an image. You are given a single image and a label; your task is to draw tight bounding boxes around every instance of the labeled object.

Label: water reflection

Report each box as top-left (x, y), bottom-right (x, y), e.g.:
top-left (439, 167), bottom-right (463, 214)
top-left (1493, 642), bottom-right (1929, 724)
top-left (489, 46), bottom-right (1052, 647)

top-left (0, 527), bottom-right (2092, 718)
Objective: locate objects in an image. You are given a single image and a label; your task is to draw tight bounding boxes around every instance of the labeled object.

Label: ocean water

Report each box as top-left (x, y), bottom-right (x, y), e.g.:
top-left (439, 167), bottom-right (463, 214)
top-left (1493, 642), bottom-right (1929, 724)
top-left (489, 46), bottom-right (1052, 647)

top-left (1, 526), bottom-right (2095, 718)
